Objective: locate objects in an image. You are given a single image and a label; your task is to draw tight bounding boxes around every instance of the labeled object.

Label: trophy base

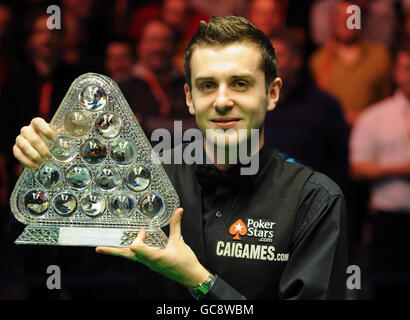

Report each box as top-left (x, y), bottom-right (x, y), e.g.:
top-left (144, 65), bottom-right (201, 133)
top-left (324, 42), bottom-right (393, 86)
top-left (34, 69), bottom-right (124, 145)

top-left (15, 226), bottom-right (168, 248)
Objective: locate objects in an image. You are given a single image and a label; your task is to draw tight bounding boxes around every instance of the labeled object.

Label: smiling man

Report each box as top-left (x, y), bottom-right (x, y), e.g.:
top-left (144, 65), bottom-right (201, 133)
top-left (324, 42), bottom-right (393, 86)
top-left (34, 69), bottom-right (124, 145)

top-left (184, 40), bottom-right (280, 169)
top-left (12, 16), bottom-right (348, 300)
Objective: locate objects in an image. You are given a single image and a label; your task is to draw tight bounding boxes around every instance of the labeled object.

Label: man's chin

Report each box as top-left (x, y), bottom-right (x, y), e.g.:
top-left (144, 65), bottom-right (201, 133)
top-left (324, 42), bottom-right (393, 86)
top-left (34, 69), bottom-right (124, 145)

top-left (204, 128), bottom-right (255, 150)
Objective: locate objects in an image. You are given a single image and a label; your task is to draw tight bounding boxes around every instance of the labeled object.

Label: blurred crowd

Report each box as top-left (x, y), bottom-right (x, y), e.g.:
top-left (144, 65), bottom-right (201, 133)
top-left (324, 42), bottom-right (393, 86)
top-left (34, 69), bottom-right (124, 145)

top-left (0, 0), bottom-right (409, 299)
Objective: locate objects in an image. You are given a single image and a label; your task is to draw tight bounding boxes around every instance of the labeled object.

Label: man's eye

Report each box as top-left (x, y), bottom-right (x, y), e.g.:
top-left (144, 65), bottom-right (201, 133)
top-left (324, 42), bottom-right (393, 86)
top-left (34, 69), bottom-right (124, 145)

top-left (200, 82), bottom-right (216, 92)
top-left (232, 80), bottom-right (249, 91)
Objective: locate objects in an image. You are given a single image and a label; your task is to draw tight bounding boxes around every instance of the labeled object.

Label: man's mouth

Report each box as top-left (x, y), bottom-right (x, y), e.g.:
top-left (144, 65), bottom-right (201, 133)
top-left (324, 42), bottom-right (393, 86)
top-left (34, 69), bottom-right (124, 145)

top-left (211, 118), bottom-right (240, 128)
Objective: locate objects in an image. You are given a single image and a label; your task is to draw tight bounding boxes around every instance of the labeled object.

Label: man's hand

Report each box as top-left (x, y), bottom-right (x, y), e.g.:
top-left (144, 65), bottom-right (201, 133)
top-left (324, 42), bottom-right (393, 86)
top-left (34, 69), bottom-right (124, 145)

top-left (12, 118), bottom-right (56, 170)
top-left (96, 208), bottom-right (210, 292)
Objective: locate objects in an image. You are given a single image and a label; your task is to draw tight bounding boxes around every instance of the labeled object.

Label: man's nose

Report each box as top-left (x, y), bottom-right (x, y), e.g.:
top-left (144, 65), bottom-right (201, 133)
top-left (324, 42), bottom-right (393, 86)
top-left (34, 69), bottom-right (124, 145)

top-left (214, 85), bottom-right (234, 113)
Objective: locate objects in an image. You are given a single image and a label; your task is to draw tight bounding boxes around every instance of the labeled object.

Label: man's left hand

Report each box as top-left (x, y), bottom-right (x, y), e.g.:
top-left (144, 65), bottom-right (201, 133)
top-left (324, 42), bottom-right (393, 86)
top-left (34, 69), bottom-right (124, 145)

top-left (96, 208), bottom-right (210, 291)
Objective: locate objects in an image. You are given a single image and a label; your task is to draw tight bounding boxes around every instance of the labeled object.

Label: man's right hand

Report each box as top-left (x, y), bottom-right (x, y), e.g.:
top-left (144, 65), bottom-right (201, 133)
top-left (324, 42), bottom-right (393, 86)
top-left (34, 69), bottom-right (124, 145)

top-left (13, 117), bottom-right (56, 171)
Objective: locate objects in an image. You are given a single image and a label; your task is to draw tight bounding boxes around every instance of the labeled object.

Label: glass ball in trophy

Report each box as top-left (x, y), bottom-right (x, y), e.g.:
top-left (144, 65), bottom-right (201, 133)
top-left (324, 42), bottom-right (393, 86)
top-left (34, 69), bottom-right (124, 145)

top-left (95, 165), bottom-right (122, 191)
top-left (24, 189), bottom-right (49, 215)
top-left (64, 111), bottom-right (92, 137)
top-left (52, 191), bottom-right (78, 216)
top-left (95, 113), bottom-right (122, 139)
top-left (110, 192), bottom-right (135, 218)
top-left (126, 166), bottom-right (151, 192)
top-left (80, 191), bottom-right (107, 217)
top-left (138, 192), bottom-right (163, 219)
top-left (80, 86), bottom-right (107, 111)
top-left (110, 139), bottom-right (137, 165)
top-left (80, 138), bottom-right (107, 164)
top-left (50, 136), bottom-right (77, 163)
top-left (36, 162), bottom-right (63, 189)
top-left (66, 164), bottom-right (92, 190)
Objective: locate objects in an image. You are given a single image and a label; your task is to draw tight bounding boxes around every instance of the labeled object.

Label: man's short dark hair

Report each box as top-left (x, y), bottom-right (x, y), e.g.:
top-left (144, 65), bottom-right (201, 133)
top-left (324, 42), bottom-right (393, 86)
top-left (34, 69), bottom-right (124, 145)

top-left (184, 16), bottom-right (278, 91)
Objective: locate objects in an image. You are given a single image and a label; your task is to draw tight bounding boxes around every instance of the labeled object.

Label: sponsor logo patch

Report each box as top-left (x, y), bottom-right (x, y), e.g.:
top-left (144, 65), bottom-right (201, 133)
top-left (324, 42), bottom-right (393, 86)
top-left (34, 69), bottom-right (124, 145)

top-left (229, 218), bottom-right (276, 243)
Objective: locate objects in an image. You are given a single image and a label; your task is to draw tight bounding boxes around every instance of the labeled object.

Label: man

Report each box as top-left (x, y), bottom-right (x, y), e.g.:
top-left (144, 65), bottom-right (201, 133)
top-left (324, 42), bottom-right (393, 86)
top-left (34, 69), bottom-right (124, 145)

top-left (247, 0), bottom-right (307, 56)
top-left (127, 0), bottom-right (209, 71)
top-left (309, 0), bottom-right (392, 126)
top-left (12, 16), bottom-right (347, 299)
top-left (265, 33), bottom-right (358, 256)
top-left (104, 39), bottom-right (135, 83)
top-left (349, 37), bottom-right (410, 299)
top-left (1, 12), bottom-right (80, 190)
top-left (247, 0), bottom-right (286, 38)
top-left (119, 19), bottom-right (195, 138)
top-left (265, 32), bottom-right (350, 193)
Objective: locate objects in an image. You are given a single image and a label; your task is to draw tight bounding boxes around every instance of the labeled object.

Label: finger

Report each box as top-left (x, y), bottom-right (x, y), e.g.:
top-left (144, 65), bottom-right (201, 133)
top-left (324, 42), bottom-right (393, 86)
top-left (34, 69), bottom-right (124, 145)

top-left (168, 208), bottom-right (184, 242)
top-left (20, 125), bottom-right (50, 158)
top-left (13, 145), bottom-right (39, 170)
top-left (95, 246), bottom-right (136, 261)
top-left (31, 117), bottom-right (57, 141)
top-left (129, 228), bottom-right (148, 254)
top-left (15, 136), bottom-right (44, 165)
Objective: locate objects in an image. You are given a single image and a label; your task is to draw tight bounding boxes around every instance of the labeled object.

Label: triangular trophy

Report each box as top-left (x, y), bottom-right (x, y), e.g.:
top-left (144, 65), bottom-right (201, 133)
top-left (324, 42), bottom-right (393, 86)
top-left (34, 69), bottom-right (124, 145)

top-left (10, 73), bottom-right (179, 248)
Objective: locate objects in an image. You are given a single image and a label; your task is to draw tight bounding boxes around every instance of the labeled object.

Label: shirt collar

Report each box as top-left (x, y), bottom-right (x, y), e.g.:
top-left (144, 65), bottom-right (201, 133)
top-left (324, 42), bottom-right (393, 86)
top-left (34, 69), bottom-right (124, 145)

top-left (195, 140), bottom-right (273, 189)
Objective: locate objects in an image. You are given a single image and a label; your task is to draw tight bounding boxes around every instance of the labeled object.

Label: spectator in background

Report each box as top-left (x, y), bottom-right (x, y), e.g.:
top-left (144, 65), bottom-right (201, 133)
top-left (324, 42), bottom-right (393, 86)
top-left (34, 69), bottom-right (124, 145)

top-left (190, 0), bottom-right (248, 17)
top-left (310, 0), bottom-right (341, 47)
top-left (104, 38), bottom-right (134, 83)
top-left (119, 19), bottom-right (195, 140)
top-left (247, 0), bottom-right (286, 38)
top-left (311, 0), bottom-right (398, 48)
top-left (309, 0), bottom-right (392, 126)
top-left (265, 32), bottom-right (350, 196)
top-left (61, 0), bottom-right (111, 73)
top-left (110, 0), bottom-right (140, 37)
top-left (349, 37), bottom-right (410, 299)
top-left (361, 0), bottom-right (397, 48)
top-left (247, 0), bottom-right (307, 52)
top-left (2, 9), bottom-right (139, 300)
top-left (127, 0), bottom-right (208, 72)
top-left (265, 31), bottom-right (359, 262)
top-left (0, 12), bottom-right (80, 187)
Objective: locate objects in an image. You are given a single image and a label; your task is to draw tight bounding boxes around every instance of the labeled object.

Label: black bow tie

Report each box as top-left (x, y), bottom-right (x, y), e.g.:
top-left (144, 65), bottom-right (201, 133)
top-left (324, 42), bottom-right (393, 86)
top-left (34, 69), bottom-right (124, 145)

top-left (195, 163), bottom-right (255, 189)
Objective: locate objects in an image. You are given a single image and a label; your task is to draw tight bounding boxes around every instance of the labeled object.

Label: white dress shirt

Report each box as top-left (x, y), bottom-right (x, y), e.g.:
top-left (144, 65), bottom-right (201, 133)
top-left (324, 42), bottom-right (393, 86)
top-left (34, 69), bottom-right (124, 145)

top-left (350, 90), bottom-right (410, 212)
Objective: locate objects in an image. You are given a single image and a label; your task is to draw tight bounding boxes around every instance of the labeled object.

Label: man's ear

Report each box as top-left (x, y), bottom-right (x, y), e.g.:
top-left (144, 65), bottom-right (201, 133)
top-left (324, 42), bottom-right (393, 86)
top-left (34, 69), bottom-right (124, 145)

top-left (267, 77), bottom-right (282, 112)
top-left (184, 83), bottom-right (195, 115)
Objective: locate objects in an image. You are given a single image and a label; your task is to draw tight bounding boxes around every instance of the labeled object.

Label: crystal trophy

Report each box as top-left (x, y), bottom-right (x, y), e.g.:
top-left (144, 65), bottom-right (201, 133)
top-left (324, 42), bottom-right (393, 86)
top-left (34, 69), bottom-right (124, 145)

top-left (10, 73), bottom-right (179, 248)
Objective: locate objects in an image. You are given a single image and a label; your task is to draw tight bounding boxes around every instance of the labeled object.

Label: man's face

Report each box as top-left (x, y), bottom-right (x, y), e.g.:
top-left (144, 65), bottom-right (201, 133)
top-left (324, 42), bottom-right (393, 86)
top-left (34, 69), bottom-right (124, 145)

top-left (29, 16), bottom-right (60, 60)
top-left (184, 42), bottom-right (281, 149)
top-left (138, 21), bottom-right (173, 73)
top-left (162, 0), bottom-right (188, 29)
top-left (332, 2), bottom-right (360, 44)
top-left (394, 51), bottom-right (410, 100)
top-left (248, 0), bottom-right (284, 37)
top-left (105, 42), bottom-right (134, 81)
